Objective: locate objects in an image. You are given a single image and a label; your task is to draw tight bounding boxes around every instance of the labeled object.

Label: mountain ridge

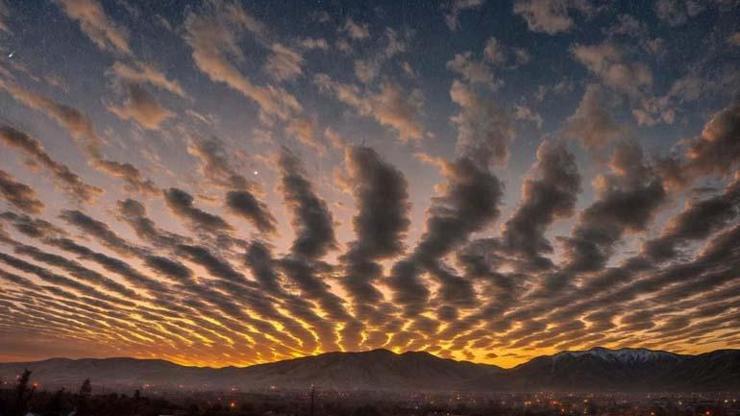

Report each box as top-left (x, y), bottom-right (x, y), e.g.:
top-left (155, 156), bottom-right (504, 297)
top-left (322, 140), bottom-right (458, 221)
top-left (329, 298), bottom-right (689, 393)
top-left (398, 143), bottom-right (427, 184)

top-left (1, 347), bottom-right (737, 392)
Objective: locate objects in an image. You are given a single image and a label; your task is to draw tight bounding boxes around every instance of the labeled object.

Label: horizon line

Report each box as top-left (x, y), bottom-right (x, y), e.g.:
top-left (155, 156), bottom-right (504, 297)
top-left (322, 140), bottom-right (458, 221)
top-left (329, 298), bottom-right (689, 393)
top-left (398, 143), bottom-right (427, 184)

top-left (2, 345), bottom-right (737, 370)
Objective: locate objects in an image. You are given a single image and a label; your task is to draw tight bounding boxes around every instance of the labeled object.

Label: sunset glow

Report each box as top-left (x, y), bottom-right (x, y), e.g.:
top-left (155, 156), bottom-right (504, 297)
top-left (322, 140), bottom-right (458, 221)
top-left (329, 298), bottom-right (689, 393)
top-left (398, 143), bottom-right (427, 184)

top-left (0, 0), bottom-right (738, 370)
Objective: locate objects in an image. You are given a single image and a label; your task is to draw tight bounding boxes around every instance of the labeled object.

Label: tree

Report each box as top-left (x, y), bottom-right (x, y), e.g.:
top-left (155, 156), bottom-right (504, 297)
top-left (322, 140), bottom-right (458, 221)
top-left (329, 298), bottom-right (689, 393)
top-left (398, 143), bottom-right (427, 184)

top-left (42, 388), bottom-right (66, 416)
top-left (76, 378), bottom-right (92, 416)
top-left (12, 369), bottom-right (35, 416)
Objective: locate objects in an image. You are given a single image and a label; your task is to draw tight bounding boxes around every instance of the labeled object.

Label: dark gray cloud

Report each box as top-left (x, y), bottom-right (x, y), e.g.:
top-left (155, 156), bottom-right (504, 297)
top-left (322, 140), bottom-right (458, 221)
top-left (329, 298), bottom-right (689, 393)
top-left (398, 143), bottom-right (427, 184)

top-left (278, 147), bottom-right (336, 258)
top-left (501, 140), bottom-right (581, 270)
top-left (340, 146), bottom-right (409, 318)
top-left (388, 157), bottom-right (503, 315)
top-left (59, 209), bottom-right (140, 257)
top-left (0, 212), bottom-right (66, 239)
top-left (164, 188), bottom-right (233, 233)
top-left (226, 190), bottom-right (276, 234)
top-left (644, 176), bottom-right (740, 261)
top-left (46, 237), bottom-right (170, 297)
top-left (0, 250), bottom-right (134, 308)
top-left (12, 243), bottom-right (139, 299)
top-left (556, 141), bottom-right (665, 278)
top-left (176, 243), bottom-right (248, 285)
top-left (244, 241), bottom-right (286, 297)
top-left (0, 169), bottom-right (44, 214)
top-left (0, 125), bottom-right (102, 202)
top-left (144, 254), bottom-right (193, 283)
top-left (188, 137), bottom-right (276, 234)
top-left (117, 198), bottom-right (182, 247)
top-left (94, 158), bottom-right (158, 195)
top-left (659, 101), bottom-right (740, 189)
top-left (188, 137), bottom-right (250, 189)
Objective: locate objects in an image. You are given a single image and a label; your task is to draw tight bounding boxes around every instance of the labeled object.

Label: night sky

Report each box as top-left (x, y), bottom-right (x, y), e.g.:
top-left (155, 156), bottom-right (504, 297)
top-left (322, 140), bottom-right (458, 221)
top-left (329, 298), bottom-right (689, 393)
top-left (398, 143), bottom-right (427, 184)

top-left (0, 0), bottom-right (738, 368)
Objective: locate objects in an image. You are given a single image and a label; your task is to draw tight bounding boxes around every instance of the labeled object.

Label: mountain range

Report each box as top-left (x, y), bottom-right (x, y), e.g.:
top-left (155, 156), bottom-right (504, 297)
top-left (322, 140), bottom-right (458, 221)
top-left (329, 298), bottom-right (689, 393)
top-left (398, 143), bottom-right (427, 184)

top-left (1, 347), bottom-right (737, 393)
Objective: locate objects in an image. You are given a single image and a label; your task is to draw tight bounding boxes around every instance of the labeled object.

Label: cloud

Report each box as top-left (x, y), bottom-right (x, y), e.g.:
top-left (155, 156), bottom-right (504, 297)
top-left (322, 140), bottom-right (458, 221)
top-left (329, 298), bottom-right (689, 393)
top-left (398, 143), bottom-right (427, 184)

top-left (0, 125), bottom-right (102, 202)
top-left (324, 128), bottom-right (348, 150)
top-left (353, 59), bottom-right (381, 84)
top-left (0, 170), bottom-right (44, 214)
top-left (342, 18), bottom-right (370, 40)
top-left (187, 137), bottom-right (249, 190)
top-left (54, 0), bottom-right (131, 55)
top-left (513, 0), bottom-right (593, 34)
top-left (340, 146), bottom-right (410, 322)
top-left (450, 80), bottom-right (513, 168)
top-left (244, 241), bottom-right (285, 297)
top-left (46, 236), bottom-right (169, 296)
top-left (94, 159), bottom-right (158, 195)
top-left (299, 37), bottom-right (329, 50)
top-left (483, 37), bottom-right (507, 66)
top-left (12, 243), bottom-right (138, 299)
top-left (0, 251), bottom-right (133, 307)
top-left (268, 148), bottom-right (358, 347)
top-left (186, 137), bottom-right (276, 234)
top-left (108, 82), bottom-right (174, 130)
top-left (109, 61), bottom-right (186, 97)
top-left (387, 80), bottom-right (509, 312)
top-left (389, 157), bottom-right (503, 314)
top-left (644, 176), bottom-right (739, 261)
top-left (264, 43), bottom-right (303, 82)
top-left (163, 188), bottom-right (233, 234)
top-left (443, 0), bottom-right (484, 31)
top-left (683, 101), bottom-right (740, 178)
top-left (557, 141), bottom-right (666, 277)
top-left (117, 198), bottom-right (181, 248)
top-left (562, 84), bottom-right (622, 149)
top-left (60, 209), bottom-right (140, 257)
top-left (0, 0), bottom-right (10, 33)
top-left (349, 29), bottom-right (409, 85)
top-left (501, 140), bottom-right (581, 269)
top-left (367, 83), bottom-right (425, 140)
top-left (176, 244), bottom-right (246, 285)
top-left (0, 212), bottom-right (65, 239)
top-left (144, 254), bottom-right (193, 282)
top-left (571, 42), bottom-right (653, 97)
top-left (278, 148), bottom-right (336, 258)
top-left (183, 0), bottom-right (301, 122)
top-left (658, 101), bottom-right (740, 188)
top-left (447, 52), bottom-right (497, 88)
top-left (315, 74), bottom-right (425, 141)
top-left (342, 146), bottom-right (410, 260)
top-left (0, 81), bottom-right (157, 194)
top-left (653, 0), bottom-right (705, 26)
top-left (483, 37), bottom-right (531, 68)
top-left (285, 116), bottom-right (325, 153)
top-left (513, 104), bottom-right (543, 128)
top-left (226, 191), bottom-right (276, 234)
top-left (0, 80), bottom-right (98, 153)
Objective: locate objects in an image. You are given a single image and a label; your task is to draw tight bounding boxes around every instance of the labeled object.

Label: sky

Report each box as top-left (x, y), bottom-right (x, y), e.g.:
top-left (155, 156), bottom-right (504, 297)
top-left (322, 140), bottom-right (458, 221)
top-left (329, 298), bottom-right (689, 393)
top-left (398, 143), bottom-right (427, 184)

top-left (0, 0), bottom-right (738, 369)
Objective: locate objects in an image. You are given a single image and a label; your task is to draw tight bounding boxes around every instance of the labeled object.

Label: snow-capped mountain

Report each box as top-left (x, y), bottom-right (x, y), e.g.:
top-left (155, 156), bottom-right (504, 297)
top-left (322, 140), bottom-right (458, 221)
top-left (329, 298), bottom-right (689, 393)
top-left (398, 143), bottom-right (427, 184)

top-left (553, 347), bottom-right (682, 364)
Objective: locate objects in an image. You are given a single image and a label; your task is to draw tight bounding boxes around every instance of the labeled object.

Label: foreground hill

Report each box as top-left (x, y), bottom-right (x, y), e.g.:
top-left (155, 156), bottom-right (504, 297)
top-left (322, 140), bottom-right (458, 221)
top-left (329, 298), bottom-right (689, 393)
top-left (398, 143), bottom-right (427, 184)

top-left (0, 347), bottom-right (737, 392)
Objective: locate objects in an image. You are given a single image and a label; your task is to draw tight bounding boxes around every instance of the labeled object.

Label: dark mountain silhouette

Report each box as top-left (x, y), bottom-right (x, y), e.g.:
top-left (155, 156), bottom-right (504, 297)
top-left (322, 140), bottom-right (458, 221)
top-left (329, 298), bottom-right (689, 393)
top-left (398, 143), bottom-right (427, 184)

top-left (468, 347), bottom-right (740, 392)
top-left (0, 347), bottom-right (737, 392)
